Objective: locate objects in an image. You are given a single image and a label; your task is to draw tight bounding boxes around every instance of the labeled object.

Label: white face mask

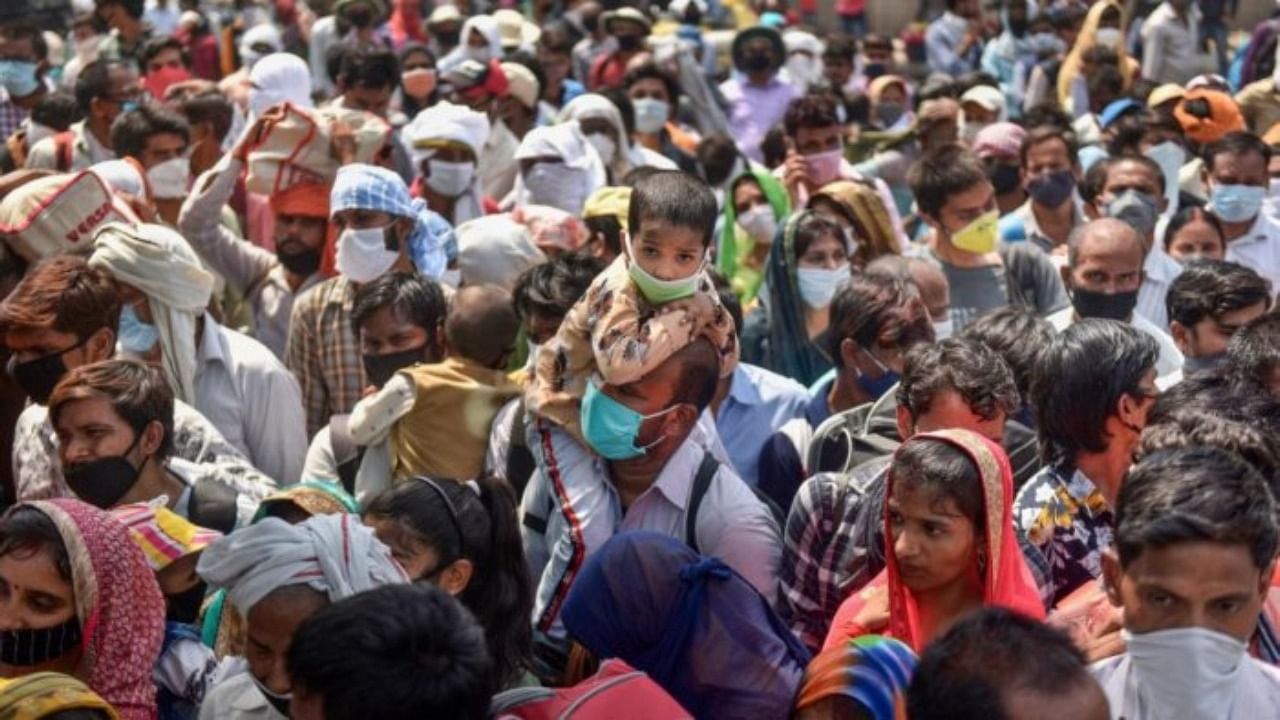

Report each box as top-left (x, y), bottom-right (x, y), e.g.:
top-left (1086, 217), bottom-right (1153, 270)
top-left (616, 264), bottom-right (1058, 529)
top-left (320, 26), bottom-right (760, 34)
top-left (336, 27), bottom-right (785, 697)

top-left (1145, 140), bottom-right (1185, 205)
top-left (1268, 177), bottom-right (1280, 200)
top-left (147, 156), bottom-right (191, 199)
top-left (586, 132), bottom-right (617, 165)
top-left (1094, 27), bottom-right (1122, 49)
top-left (1123, 627), bottom-right (1248, 720)
top-left (464, 45), bottom-right (491, 64)
top-left (425, 159), bottom-right (475, 198)
top-left (960, 121), bottom-right (987, 144)
top-left (632, 97), bottom-right (669, 135)
top-left (337, 226), bottom-right (400, 283)
top-left (74, 36), bottom-right (100, 62)
top-left (796, 263), bottom-right (850, 309)
top-left (736, 204), bottom-right (777, 244)
top-left (524, 163), bottom-right (587, 214)
top-left (786, 55), bottom-right (819, 88)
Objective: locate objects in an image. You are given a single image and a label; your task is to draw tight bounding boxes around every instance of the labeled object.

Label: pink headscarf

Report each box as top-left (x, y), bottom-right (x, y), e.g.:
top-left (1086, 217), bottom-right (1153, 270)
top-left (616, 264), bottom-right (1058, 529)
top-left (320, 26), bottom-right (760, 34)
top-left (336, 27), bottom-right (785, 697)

top-left (25, 499), bottom-right (165, 720)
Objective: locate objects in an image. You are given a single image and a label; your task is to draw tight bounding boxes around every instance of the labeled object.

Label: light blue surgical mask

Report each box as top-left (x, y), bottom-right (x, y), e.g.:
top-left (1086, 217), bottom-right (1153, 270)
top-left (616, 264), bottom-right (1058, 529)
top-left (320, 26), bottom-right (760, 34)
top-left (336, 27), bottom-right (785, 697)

top-left (118, 304), bottom-right (159, 355)
top-left (580, 378), bottom-right (683, 461)
top-left (0, 60), bottom-right (40, 98)
top-left (1209, 183), bottom-right (1266, 224)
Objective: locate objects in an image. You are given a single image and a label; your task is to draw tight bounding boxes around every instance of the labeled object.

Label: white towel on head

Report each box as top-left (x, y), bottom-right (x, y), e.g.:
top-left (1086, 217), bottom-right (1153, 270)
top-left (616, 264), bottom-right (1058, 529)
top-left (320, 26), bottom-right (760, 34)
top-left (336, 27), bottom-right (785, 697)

top-left (248, 53), bottom-right (313, 120)
top-left (196, 514), bottom-right (409, 613)
top-left (88, 222), bottom-right (215, 403)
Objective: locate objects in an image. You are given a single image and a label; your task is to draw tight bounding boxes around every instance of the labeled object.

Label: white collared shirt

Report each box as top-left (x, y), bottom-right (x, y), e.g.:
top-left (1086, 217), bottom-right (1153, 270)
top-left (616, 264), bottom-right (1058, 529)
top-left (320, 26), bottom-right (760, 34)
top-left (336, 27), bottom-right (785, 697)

top-left (198, 671), bottom-right (284, 720)
top-left (194, 315), bottom-right (307, 485)
top-left (1136, 247), bottom-right (1184, 331)
top-left (1225, 213), bottom-right (1280, 303)
top-left (612, 423), bottom-right (782, 599)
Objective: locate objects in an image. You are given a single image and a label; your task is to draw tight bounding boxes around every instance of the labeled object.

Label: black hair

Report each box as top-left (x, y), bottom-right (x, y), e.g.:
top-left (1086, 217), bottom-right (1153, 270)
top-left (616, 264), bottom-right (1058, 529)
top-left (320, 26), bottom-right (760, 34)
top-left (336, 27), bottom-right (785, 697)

top-left (623, 61), bottom-right (679, 104)
top-left (628, 170), bottom-right (717, 247)
top-left (325, 43), bottom-right (349, 87)
top-left (670, 337), bottom-right (720, 412)
top-left (619, 165), bottom-right (662, 188)
top-left (759, 123), bottom-right (788, 169)
top-left (74, 59), bottom-right (132, 113)
top-left (909, 143), bottom-right (989, 219)
top-left (896, 338), bottom-right (1020, 424)
top-left (1021, 103), bottom-right (1073, 132)
top-left (914, 78), bottom-right (958, 110)
top-left (97, 0), bottom-right (145, 19)
top-left (783, 93), bottom-right (840, 137)
top-left (959, 306), bottom-right (1055, 403)
top-left (822, 34), bottom-right (857, 63)
top-left (512, 254), bottom-right (605, 321)
top-left (109, 102), bottom-right (191, 159)
top-left (1137, 410), bottom-right (1280, 496)
top-left (1115, 447), bottom-right (1278, 570)
top-left (362, 476), bottom-right (532, 689)
top-left (1081, 43), bottom-right (1119, 67)
top-left (139, 34), bottom-right (186, 69)
top-left (1085, 65), bottom-right (1124, 105)
top-left (351, 271), bottom-right (448, 343)
top-left (792, 210), bottom-right (844, 260)
top-left (583, 215), bottom-right (623, 256)
top-left (1031, 320), bottom-right (1159, 470)
top-left (287, 584), bottom-right (495, 720)
top-left (339, 45), bottom-right (400, 91)
top-left (31, 93), bottom-right (82, 132)
top-left (0, 22), bottom-right (47, 61)
top-left (891, 435), bottom-right (985, 533)
top-left (955, 71), bottom-right (1000, 96)
top-left (828, 272), bottom-right (933, 362)
top-left (1204, 130), bottom-right (1272, 172)
top-left (908, 608), bottom-right (1095, 720)
top-left (1019, 125), bottom-right (1078, 169)
top-left (1226, 313), bottom-right (1280, 393)
top-left (1162, 205), bottom-right (1224, 252)
top-left (43, 711), bottom-right (115, 720)
top-left (600, 87), bottom-right (635, 137)
top-left (446, 285), bottom-right (520, 369)
top-left (0, 506), bottom-right (72, 583)
top-left (1079, 154), bottom-right (1164, 204)
top-left (1166, 260), bottom-right (1272, 330)
top-left (538, 21), bottom-right (576, 55)
top-left (1147, 370), bottom-right (1280, 447)
top-left (695, 132), bottom-right (741, 187)
top-left (179, 89), bottom-right (234, 144)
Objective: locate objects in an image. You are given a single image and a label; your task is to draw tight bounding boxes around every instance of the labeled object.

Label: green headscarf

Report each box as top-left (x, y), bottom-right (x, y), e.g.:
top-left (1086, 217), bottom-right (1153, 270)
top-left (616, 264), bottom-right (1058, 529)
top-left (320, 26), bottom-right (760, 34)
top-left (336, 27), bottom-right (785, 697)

top-left (717, 168), bottom-right (791, 303)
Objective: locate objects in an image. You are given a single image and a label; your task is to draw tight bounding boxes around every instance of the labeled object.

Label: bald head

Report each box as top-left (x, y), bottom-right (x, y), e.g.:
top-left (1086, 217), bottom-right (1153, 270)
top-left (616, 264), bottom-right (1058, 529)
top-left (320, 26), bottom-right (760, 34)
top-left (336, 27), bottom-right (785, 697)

top-left (446, 284), bottom-right (519, 368)
top-left (1067, 218), bottom-right (1145, 268)
top-left (866, 255), bottom-right (951, 322)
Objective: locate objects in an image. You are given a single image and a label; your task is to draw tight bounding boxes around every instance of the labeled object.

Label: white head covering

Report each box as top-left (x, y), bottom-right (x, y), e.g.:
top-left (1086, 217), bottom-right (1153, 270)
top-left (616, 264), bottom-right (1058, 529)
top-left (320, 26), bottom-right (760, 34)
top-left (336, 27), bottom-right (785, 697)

top-left (400, 102), bottom-right (490, 224)
top-left (456, 214), bottom-right (547, 290)
top-left (557, 94), bottom-right (636, 181)
top-left (88, 223), bottom-right (215, 403)
top-left (89, 160), bottom-right (147, 200)
top-left (238, 24), bottom-right (284, 71)
top-left (440, 15), bottom-right (503, 71)
top-left (507, 121), bottom-right (607, 214)
top-left (248, 53), bottom-right (313, 120)
top-left (960, 84), bottom-right (1008, 122)
top-left (197, 514), bottom-right (409, 613)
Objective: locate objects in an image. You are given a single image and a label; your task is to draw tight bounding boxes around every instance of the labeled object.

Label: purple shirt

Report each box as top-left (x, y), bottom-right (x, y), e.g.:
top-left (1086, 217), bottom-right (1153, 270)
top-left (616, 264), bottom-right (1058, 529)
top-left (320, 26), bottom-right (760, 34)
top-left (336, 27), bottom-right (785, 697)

top-left (719, 75), bottom-right (799, 163)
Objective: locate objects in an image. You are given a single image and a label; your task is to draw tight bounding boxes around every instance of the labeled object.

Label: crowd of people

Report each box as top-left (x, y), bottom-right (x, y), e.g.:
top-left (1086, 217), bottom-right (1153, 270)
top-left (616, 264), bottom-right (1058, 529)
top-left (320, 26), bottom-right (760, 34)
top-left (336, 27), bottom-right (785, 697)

top-left (0, 0), bottom-right (1278, 717)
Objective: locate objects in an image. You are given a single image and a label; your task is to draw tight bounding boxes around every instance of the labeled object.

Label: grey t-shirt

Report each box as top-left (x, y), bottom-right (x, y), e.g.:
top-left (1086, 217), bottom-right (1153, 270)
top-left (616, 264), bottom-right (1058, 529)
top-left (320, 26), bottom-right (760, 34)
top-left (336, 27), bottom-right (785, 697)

top-left (919, 243), bottom-right (1069, 329)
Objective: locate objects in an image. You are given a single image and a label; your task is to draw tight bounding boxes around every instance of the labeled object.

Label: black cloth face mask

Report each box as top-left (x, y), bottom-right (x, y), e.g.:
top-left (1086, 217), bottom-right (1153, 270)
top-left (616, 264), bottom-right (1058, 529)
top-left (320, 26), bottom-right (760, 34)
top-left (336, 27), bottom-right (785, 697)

top-left (0, 616), bottom-right (82, 666)
top-left (363, 343), bottom-right (430, 387)
top-left (7, 336), bottom-right (90, 405)
top-left (63, 430), bottom-right (144, 509)
top-left (1070, 286), bottom-right (1139, 321)
top-left (165, 581), bottom-right (208, 625)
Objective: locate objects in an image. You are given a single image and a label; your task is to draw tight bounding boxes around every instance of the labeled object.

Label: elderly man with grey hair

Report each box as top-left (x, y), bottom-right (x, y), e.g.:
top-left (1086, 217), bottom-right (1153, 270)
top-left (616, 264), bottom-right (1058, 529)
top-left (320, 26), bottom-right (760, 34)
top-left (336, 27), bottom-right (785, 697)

top-left (1046, 218), bottom-right (1184, 387)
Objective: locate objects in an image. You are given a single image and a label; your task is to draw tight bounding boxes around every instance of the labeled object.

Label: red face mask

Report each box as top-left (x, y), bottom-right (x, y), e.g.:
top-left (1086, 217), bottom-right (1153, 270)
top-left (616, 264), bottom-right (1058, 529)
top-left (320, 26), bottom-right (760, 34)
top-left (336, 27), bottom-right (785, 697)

top-left (144, 65), bottom-right (190, 101)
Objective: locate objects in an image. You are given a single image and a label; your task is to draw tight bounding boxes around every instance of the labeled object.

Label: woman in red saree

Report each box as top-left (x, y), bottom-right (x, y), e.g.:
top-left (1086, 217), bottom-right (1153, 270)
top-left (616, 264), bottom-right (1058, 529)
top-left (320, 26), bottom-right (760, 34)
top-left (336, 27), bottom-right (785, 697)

top-left (824, 429), bottom-right (1044, 653)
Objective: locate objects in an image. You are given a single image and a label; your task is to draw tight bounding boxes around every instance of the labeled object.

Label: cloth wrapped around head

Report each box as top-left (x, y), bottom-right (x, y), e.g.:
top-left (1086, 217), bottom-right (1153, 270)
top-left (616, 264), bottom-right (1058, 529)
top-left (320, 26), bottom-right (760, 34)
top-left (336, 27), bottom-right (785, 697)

top-left (0, 672), bottom-right (120, 720)
top-left (248, 53), bottom-right (313, 120)
top-left (88, 222), bottom-right (215, 403)
top-left (196, 513), bottom-right (408, 614)
top-left (455, 214), bottom-right (546, 291)
top-left (795, 635), bottom-right (917, 720)
top-left (8, 499), bottom-right (165, 720)
top-left (510, 205), bottom-right (588, 255)
top-left (561, 531), bottom-right (811, 719)
top-left (271, 181), bottom-right (336, 277)
top-left (110, 502), bottom-right (222, 573)
top-left (508, 122), bottom-right (607, 215)
top-left (330, 163), bottom-right (453, 279)
top-left (400, 101), bottom-right (490, 223)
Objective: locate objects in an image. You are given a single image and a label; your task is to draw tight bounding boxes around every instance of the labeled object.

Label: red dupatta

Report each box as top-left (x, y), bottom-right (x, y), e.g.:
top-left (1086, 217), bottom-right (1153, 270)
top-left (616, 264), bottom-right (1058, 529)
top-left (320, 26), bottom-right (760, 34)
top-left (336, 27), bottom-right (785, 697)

top-left (825, 429), bottom-right (1045, 652)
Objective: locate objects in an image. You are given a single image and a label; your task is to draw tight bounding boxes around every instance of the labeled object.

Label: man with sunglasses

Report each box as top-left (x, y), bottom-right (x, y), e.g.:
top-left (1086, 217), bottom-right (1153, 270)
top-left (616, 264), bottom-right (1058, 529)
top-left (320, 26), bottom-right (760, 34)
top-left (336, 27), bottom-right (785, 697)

top-left (27, 58), bottom-right (140, 171)
top-left (1014, 319), bottom-right (1161, 610)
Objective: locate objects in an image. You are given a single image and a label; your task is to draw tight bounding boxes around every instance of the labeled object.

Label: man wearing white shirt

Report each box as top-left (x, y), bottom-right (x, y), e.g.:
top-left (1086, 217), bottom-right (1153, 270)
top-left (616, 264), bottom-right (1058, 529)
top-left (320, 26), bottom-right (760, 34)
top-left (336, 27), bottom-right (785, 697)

top-left (1049, 219), bottom-right (1184, 386)
top-left (1203, 132), bottom-right (1280, 300)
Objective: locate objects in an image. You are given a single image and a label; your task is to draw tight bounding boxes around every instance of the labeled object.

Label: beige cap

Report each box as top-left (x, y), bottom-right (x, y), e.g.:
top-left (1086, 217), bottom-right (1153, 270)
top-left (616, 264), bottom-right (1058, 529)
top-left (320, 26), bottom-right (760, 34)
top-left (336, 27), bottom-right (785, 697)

top-left (501, 62), bottom-right (540, 110)
top-left (495, 9), bottom-right (541, 49)
top-left (602, 7), bottom-right (652, 33)
top-left (1147, 83), bottom-right (1185, 109)
top-left (427, 3), bottom-right (462, 25)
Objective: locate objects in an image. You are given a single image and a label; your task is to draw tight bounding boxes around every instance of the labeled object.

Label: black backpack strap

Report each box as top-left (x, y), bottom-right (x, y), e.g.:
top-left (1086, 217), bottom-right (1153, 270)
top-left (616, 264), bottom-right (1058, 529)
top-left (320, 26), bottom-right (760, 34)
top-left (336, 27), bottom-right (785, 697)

top-left (684, 453), bottom-right (720, 554)
top-left (187, 480), bottom-right (240, 534)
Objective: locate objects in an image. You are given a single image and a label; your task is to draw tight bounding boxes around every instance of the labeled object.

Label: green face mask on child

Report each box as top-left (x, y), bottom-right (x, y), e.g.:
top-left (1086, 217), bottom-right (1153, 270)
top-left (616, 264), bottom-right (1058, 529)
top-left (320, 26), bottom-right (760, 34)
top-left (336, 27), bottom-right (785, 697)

top-left (625, 232), bottom-right (706, 304)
